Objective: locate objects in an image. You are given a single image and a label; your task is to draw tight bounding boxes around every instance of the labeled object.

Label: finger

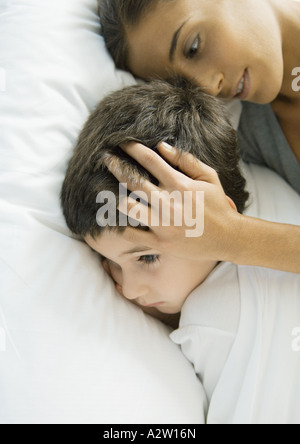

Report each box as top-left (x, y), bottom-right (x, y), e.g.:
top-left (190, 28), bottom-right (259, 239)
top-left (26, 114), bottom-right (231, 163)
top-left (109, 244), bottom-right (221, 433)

top-left (118, 197), bottom-right (153, 228)
top-left (105, 154), bottom-right (160, 196)
top-left (158, 142), bottom-right (222, 185)
top-left (120, 142), bottom-right (181, 186)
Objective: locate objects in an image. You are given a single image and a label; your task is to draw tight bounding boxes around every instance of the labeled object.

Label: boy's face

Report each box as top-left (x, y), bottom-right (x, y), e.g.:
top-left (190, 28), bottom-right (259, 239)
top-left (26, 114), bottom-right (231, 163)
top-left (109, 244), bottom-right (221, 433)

top-left (85, 230), bottom-right (217, 314)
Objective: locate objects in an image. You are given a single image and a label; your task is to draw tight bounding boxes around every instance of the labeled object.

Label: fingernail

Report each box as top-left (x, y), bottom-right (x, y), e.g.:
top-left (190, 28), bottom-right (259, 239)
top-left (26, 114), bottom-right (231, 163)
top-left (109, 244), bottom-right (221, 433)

top-left (160, 142), bottom-right (176, 153)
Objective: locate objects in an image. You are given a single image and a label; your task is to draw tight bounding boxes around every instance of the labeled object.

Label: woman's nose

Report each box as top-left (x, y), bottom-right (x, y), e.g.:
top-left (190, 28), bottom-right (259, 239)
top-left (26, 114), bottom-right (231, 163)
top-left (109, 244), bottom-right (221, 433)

top-left (181, 67), bottom-right (224, 96)
top-left (211, 72), bottom-right (224, 96)
top-left (199, 72), bottom-right (224, 96)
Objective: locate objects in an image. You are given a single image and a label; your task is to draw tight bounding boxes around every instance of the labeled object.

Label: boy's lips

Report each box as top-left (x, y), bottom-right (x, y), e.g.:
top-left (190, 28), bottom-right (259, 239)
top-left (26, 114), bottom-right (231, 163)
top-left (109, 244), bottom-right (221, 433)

top-left (142, 302), bottom-right (164, 308)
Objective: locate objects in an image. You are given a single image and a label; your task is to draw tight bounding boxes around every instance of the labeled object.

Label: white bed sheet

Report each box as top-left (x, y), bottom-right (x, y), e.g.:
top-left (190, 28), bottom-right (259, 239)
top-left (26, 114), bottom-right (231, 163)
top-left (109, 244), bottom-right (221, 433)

top-left (0, 0), bottom-right (206, 424)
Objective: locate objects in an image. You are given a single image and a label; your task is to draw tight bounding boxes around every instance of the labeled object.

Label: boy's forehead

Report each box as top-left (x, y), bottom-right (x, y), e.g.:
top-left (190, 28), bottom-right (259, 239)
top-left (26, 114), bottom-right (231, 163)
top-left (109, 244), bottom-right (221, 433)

top-left (85, 231), bottom-right (151, 259)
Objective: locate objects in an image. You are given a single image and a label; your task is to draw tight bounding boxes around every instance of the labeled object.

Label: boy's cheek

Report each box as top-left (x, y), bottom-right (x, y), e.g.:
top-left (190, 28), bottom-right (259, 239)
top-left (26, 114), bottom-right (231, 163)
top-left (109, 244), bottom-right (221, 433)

top-left (102, 260), bottom-right (123, 296)
top-left (115, 283), bottom-right (124, 296)
top-left (102, 259), bottom-right (117, 283)
top-left (101, 259), bottom-right (111, 275)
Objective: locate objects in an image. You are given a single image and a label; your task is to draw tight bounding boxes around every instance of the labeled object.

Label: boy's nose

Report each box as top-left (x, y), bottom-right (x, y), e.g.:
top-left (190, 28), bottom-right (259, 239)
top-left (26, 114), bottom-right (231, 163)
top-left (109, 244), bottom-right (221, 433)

top-left (122, 279), bottom-right (149, 302)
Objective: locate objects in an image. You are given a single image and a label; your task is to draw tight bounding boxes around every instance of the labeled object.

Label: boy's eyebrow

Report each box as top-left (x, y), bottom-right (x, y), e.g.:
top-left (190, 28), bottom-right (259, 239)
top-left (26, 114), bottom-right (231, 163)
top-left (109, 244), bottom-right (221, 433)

top-left (120, 246), bottom-right (152, 256)
top-left (169, 19), bottom-right (190, 62)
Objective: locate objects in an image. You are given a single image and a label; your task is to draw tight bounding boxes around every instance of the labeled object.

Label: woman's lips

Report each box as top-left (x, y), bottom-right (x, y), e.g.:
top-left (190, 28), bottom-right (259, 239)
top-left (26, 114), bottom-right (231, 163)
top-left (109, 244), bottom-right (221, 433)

top-left (233, 68), bottom-right (251, 100)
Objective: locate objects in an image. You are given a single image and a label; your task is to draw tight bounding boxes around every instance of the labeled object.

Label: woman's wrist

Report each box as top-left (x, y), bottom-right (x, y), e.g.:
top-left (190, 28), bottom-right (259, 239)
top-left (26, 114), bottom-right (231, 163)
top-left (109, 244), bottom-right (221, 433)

top-left (218, 211), bottom-right (246, 264)
top-left (221, 213), bottom-right (300, 274)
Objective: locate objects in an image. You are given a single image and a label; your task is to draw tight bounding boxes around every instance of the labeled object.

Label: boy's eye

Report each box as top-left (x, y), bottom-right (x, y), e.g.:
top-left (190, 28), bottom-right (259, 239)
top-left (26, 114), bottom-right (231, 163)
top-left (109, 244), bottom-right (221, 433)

top-left (186, 35), bottom-right (200, 59)
top-left (138, 255), bottom-right (160, 265)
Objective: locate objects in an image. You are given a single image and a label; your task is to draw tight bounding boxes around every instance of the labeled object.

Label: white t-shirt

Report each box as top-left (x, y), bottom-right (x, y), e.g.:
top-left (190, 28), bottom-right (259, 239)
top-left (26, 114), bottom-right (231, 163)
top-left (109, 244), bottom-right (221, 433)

top-left (170, 163), bottom-right (300, 424)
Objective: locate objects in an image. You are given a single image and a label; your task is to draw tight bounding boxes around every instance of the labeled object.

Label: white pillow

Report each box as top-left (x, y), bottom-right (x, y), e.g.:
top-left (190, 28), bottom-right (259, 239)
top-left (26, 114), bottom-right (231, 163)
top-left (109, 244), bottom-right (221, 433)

top-left (0, 0), bottom-right (206, 424)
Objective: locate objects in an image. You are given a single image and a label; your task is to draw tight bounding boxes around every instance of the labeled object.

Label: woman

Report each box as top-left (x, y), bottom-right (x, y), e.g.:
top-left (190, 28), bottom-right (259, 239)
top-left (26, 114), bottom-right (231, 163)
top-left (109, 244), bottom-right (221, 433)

top-left (99, 0), bottom-right (300, 273)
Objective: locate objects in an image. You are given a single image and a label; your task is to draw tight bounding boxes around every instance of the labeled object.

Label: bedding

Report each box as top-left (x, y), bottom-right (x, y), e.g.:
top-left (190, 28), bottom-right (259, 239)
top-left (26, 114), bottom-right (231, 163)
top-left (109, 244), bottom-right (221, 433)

top-left (0, 0), bottom-right (207, 424)
top-left (171, 164), bottom-right (300, 424)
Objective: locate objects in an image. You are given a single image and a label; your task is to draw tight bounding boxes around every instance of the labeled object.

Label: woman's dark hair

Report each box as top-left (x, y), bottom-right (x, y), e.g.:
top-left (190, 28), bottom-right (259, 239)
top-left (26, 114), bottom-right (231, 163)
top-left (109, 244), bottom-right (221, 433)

top-left (61, 78), bottom-right (249, 239)
top-left (98, 0), bottom-right (158, 70)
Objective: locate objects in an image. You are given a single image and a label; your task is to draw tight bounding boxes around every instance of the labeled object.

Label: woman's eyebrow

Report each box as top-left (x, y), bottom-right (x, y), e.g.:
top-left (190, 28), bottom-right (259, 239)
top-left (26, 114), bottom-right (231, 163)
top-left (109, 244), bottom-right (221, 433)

top-left (169, 20), bottom-right (189, 62)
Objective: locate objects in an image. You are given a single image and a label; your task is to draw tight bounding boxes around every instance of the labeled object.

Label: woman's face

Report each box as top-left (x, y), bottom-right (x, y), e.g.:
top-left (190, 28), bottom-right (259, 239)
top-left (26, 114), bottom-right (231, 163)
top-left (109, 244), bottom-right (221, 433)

top-left (126, 0), bottom-right (284, 104)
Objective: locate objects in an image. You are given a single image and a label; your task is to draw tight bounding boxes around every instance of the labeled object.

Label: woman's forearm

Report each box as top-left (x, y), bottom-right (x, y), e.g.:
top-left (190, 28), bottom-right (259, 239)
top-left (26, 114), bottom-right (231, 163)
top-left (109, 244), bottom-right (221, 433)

top-left (227, 214), bottom-right (300, 274)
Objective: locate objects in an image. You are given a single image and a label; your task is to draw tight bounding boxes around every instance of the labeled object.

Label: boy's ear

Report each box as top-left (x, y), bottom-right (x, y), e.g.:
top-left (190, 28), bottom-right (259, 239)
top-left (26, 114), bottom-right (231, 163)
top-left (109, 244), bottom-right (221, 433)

top-left (226, 196), bottom-right (237, 212)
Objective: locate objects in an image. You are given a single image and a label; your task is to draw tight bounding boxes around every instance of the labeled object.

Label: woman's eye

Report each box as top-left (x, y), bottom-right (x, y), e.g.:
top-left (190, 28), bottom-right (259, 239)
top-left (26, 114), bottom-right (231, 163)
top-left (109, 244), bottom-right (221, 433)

top-left (138, 255), bottom-right (160, 265)
top-left (186, 35), bottom-right (200, 59)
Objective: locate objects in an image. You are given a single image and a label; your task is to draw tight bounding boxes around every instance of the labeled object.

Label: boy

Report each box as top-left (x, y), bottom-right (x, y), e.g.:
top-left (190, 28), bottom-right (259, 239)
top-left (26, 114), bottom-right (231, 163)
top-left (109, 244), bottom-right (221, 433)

top-left (61, 78), bottom-right (248, 320)
top-left (61, 79), bottom-right (300, 423)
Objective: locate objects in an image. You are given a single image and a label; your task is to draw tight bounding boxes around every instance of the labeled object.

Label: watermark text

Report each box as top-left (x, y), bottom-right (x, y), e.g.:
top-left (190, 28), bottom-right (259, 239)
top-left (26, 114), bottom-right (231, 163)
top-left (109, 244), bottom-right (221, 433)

top-left (292, 67), bottom-right (300, 92)
top-left (96, 183), bottom-right (205, 238)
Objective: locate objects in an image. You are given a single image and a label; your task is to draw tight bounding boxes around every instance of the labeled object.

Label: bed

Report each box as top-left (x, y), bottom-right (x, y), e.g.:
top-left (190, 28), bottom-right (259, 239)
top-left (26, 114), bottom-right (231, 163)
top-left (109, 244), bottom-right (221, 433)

top-left (1, 0), bottom-right (299, 425)
top-left (0, 0), bottom-right (207, 424)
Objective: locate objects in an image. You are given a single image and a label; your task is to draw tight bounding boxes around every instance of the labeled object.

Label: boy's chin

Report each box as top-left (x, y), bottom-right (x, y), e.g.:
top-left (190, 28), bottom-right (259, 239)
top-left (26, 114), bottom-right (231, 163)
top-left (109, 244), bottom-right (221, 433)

top-left (140, 304), bottom-right (180, 316)
top-left (139, 305), bottom-right (181, 329)
top-left (157, 306), bottom-right (181, 315)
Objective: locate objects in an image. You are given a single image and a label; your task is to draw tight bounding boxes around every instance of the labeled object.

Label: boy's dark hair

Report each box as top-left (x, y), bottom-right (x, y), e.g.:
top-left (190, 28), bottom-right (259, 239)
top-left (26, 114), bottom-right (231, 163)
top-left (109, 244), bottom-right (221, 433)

top-left (98, 0), bottom-right (159, 71)
top-left (61, 78), bottom-right (249, 239)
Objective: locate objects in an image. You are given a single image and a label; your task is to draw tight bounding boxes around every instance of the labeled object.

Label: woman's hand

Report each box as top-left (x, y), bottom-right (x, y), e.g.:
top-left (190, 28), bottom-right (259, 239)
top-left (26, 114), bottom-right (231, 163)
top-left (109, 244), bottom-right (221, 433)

top-left (105, 142), bottom-right (300, 274)
top-left (105, 141), bottom-right (240, 263)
